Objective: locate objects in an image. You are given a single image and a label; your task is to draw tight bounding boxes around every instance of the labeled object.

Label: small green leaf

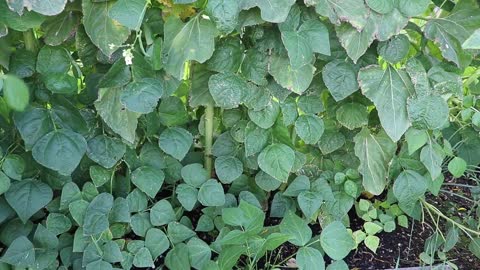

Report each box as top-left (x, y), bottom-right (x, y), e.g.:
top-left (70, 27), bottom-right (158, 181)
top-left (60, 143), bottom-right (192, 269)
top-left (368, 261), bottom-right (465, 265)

top-left (364, 235), bottom-right (380, 253)
top-left (181, 163), bottom-right (209, 188)
top-left (322, 60), bottom-right (358, 101)
top-left (150, 200), bottom-right (176, 226)
top-left (208, 73), bottom-right (247, 109)
top-left (448, 157), bottom-right (467, 178)
top-left (336, 103), bottom-right (368, 130)
top-left (131, 166), bottom-right (165, 198)
top-left (298, 191), bottom-right (322, 220)
top-left (176, 184), bottom-right (198, 211)
top-left (294, 114), bottom-right (325, 144)
top-left (2, 75), bottom-right (29, 111)
top-left (167, 222), bottom-right (196, 244)
top-left (145, 228), bottom-right (169, 259)
top-left (120, 78), bottom-right (164, 114)
top-left (109, 0), bottom-right (147, 30)
top-left (133, 247), bottom-right (154, 268)
top-left (198, 179), bottom-right (225, 207)
top-left (83, 193), bottom-right (114, 236)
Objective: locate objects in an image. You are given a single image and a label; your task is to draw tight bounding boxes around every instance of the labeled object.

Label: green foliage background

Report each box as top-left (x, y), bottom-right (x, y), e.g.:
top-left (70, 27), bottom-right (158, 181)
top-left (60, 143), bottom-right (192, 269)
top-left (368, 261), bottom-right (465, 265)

top-left (0, 0), bottom-right (480, 269)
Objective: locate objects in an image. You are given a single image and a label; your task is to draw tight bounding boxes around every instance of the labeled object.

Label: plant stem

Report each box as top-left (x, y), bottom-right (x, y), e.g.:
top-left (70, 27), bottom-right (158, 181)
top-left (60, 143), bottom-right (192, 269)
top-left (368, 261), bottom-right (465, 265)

top-left (420, 198), bottom-right (480, 236)
top-left (23, 29), bottom-right (38, 53)
top-left (204, 103), bottom-right (214, 176)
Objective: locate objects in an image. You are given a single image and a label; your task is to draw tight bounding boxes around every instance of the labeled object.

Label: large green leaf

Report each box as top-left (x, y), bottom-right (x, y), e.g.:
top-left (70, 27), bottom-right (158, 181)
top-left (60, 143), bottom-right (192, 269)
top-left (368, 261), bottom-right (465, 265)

top-left (0, 236), bottom-right (35, 267)
top-left (358, 65), bottom-right (413, 141)
top-left (294, 114), bottom-right (325, 144)
top-left (131, 166), bottom-right (165, 198)
top-left (86, 135), bottom-right (126, 169)
top-left (258, 144), bottom-right (295, 182)
top-left (336, 103), bottom-right (368, 130)
top-left (120, 78), bottom-right (164, 114)
top-left (82, 0), bottom-right (130, 56)
top-left (83, 193), bottom-right (114, 236)
top-left (296, 246), bottom-right (325, 270)
top-left (393, 170), bottom-right (427, 205)
top-left (206, 0), bottom-right (239, 34)
top-left (424, 0), bottom-right (480, 67)
top-left (353, 128), bottom-right (396, 195)
top-left (335, 20), bottom-right (375, 63)
top-left (407, 95), bottom-right (449, 130)
top-left (158, 127), bottom-right (193, 161)
top-left (320, 221), bottom-right (355, 260)
top-left (208, 73), bottom-right (247, 109)
top-left (163, 15), bottom-right (217, 79)
top-left (279, 211), bottom-right (312, 246)
top-left (32, 129), bottom-right (87, 175)
top-left (315, 0), bottom-right (368, 30)
top-left (269, 55), bottom-right (315, 95)
top-left (109, 0), bottom-right (147, 30)
top-left (95, 87), bottom-right (140, 144)
top-left (463, 29), bottom-right (480, 49)
top-left (2, 75), bottom-right (29, 111)
top-left (240, 0), bottom-right (296, 23)
top-left (5, 179), bottom-right (53, 223)
top-left (322, 60), bottom-right (358, 101)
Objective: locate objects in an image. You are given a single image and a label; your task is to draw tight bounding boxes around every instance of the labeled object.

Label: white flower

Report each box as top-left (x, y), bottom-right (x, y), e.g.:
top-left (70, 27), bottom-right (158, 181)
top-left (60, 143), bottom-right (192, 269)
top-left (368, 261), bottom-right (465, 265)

top-left (122, 49), bottom-right (134, 66)
top-left (108, 43), bottom-right (116, 50)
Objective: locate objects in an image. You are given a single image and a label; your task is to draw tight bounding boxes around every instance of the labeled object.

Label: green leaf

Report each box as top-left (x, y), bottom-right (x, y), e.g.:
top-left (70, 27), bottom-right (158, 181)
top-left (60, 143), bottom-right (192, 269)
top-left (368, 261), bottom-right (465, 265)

top-left (90, 165), bottom-right (111, 187)
top-left (159, 127), bottom-right (193, 161)
top-left (163, 15), bottom-right (216, 79)
top-left (86, 135), bottom-right (126, 169)
top-left (269, 55), bottom-right (315, 95)
top-left (32, 129), bottom-right (87, 175)
top-left (405, 128), bottom-right (428, 155)
top-left (318, 130), bottom-right (346, 155)
top-left (13, 107), bottom-right (54, 150)
top-left (198, 179), bottom-right (225, 207)
top-left (0, 1), bottom-right (45, 31)
top-left (281, 18), bottom-right (330, 69)
top-left (165, 243), bottom-right (191, 270)
top-left (298, 191), bottom-right (322, 220)
top-left (2, 75), bottom-right (29, 111)
top-left (95, 87), bottom-right (140, 144)
top-left (364, 221), bottom-right (383, 235)
top-left (322, 60), bottom-right (358, 101)
top-left (133, 247), bottom-right (154, 268)
top-left (222, 201), bottom-right (265, 234)
top-left (424, 1), bottom-right (480, 67)
top-left (397, 0), bottom-right (431, 16)
top-left (248, 101), bottom-right (280, 129)
top-left (284, 175), bottom-right (310, 197)
top-left (43, 73), bottom-right (77, 94)
top-left (336, 103), bottom-right (368, 130)
top-left (102, 241), bottom-right (123, 263)
top-left (353, 128), bottom-right (396, 195)
top-left (83, 193), bottom-right (114, 236)
top-left (82, 0), bottom-right (130, 56)
top-left (358, 65), bottom-right (412, 141)
top-left (240, 0), bottom-right (295, 23)
top-left (320, 221), bottom-right (355, 260)
top-left (407, 95), bottom-right (449, 130)
top-left (150, 200), bottom-right (176, 226)
top-left (463, 29), bottom-right (480, 49)
top-left (145, 228), bottom-right (169, 259)
top-left (241, 49), bottom-right (268, 85)
top-left (176, 184), bottom-right (198, 211)
top-left (120, 78), bottom-right (164, 114)
top-left (296, 246), bottom-right (325, 270)
top-left (215, 156), bottom-right (243, 184)
top-left (366, 0), bottom-right (395, 14)
top-left (378, 34), bottom-right (410, 64)
top-left (187, 238), bottom-right (211, 269)
top-left (244, 121), bottom-right (269, 156)
top-left (294, 114), bottom-right (325, 144)
top-left (405, 58), bottom-right (430, 97)
top-left (335, 20), bottom-right (375, 63)
top-left (0, 172), bottom-right (10, 195)
top-left (109, 0), bottom-right (147, 30)
top-left (131, 166), bottom-right (165, 198)
top-left (258, 143), bottom-right (295, 182)
top-left (206, 0), bottom-right (239, 34)
top-left (181, 163), bottom-right (209, 188)
top-left (0, 236), bottom-right (35, 267)
top-left (364, 235), bottom-right (380, 253)
top-left (131, 212), bottom-right (152, 237)
top-left (208, 73), bottom-right (247, 109)
top-left (167, 222), bottom-right (196, 244)
top-left (158, 96), bottom-right (190, 126)
top-left (393, 170), bottom-right (427, 207)
top-left (420, 141), bottom-right (444, 180)
top-left (46, 213), bottom-right (71, 235)
top-left (315, 0), bottom-right (368, 29)
top-left (448, 157), bottom-right (467, 178)
top-left (5, 179), bottom-right (53, 223)
top-left (279, 211), bottom-right (312, 246)
top-left (42, 11), bottom-right (80, 46)
top-left (1, 154), bottom-right (24, 181)
top-left (27, 0), bottom-right (67, 16)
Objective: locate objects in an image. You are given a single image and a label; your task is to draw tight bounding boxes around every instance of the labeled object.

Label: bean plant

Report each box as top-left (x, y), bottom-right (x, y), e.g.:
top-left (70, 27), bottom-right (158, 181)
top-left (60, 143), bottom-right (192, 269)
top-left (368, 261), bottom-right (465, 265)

top-left (0, 0), bottom-right (480, 269)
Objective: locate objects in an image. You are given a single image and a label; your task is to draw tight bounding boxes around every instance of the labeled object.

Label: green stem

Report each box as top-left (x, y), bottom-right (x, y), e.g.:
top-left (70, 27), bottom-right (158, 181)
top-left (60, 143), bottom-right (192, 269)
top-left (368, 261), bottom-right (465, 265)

top-left (420, 198), bottom-right (480, 236)
top-left (204, 103), bottom-right (214, 176)
top-left (23, 30), bottom-right (37, 53)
